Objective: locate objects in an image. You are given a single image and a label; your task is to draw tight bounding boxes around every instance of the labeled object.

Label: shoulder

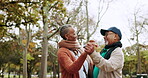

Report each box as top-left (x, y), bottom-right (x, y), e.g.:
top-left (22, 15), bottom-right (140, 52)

top-left (57, 47), bottom-right (69, 53)
top-left (112, 47), bottom-right (124, 55)
top-left (114, 47), bottom-right (122, 51)
top-left (57, 48), bottom-right (71, 56)
top-left (58, 47), bottom-right (69, 51)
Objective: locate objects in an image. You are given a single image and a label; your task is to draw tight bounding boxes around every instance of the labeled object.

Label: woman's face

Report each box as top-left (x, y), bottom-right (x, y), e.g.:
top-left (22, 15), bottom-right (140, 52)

top-left (65, 27), bottom-right (77, 41)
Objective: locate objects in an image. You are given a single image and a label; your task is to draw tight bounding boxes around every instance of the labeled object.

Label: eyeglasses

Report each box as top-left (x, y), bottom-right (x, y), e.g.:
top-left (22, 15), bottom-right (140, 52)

top-left (105, 32), bottom-right (115, 36)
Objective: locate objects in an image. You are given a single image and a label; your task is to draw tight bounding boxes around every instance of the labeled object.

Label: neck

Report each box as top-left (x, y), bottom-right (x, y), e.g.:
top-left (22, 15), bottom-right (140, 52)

top-left (105, 41), bottom-right (122, 49)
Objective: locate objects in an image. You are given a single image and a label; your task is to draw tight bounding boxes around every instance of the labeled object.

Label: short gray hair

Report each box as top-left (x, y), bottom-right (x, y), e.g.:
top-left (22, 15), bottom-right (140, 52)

top-left (59, 24), bottom-right (72, 40)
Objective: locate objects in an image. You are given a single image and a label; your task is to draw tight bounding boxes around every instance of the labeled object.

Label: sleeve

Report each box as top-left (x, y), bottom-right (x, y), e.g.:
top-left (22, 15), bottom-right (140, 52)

top-left (57, 48), bottom-right (87, 73)
top-left (90, 48), bottom-right (124, 72)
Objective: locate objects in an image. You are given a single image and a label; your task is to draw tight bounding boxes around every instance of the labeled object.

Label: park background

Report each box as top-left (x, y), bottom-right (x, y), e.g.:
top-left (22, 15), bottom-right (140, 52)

top-left (0, 0), bottom-right (148, 78)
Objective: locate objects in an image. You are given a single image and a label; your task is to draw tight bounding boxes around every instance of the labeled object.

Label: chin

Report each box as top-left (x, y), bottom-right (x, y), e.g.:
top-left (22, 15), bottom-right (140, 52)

top-left (73, 39), bottom-right (77, 41)
top-left (105, 41), bottom-right (108, 45)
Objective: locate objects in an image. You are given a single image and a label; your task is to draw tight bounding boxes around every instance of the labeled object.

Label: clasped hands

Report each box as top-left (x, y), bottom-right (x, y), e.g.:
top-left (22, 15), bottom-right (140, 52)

top-left (84, 40), bottom-right (98, 55)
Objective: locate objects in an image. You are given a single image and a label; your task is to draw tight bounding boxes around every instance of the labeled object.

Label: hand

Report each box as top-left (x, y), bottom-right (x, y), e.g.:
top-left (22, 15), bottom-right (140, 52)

top-left (85, 40), bottom-right (99, 52)
top-left (84, 43), bottom-right (94, 55)
top-left (88, 40), bottom-right (98, 47)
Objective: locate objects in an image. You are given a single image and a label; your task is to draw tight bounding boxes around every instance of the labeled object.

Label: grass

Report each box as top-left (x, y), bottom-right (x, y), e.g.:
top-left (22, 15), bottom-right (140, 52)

top-left (2, 74), bottom-right (59, 78)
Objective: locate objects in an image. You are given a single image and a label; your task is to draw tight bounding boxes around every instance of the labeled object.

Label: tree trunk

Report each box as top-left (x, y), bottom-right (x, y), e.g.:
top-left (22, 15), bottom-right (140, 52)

top-left (134, 14), bottom-right (141, 74)
top-left (23, 46), bottom-right (28, 78)
top-left (27, 64), bottom-right (32, 78)
top-left (19, 27), bottom-right (27, 78)
top-left (8, 63), bottom-right (10, 78)
top-left (85, 0), bottom-right (89, 42)
top-left (53, 62), bottom-right (56, 78)
top-left (19, 65), bottom-right (21, 78)
top-left (57, 63), bottom-right (60, 78)
top-left (40, 1), bottom-right (48, 78)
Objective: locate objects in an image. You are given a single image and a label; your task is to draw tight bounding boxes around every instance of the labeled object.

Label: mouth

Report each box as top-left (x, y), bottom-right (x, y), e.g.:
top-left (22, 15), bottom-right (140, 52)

top-left (104, 39), bottom-right (108, 45)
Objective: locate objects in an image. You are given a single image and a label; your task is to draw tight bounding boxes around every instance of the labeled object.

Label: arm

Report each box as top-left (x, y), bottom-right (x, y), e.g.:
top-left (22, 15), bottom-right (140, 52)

top-left (90, 48), bottom-right (124, 72)
top-left (57, 48), bottom-right (87, 73)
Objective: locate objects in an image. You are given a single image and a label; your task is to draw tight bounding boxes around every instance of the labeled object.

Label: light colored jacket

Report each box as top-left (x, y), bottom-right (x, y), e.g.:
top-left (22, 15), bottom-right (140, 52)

top-left (90, 47), bottom-right (124, 78)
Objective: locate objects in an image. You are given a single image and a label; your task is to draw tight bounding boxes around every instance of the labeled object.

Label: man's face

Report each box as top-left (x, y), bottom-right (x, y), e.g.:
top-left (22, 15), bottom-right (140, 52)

top-left (104, 31), bottom-right (117, 45)
top-left (65, 27), bottom-right (77, 41)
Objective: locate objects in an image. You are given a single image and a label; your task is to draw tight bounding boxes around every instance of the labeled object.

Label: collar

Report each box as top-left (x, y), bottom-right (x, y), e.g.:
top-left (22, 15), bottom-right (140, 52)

top-left (105, 41), bottom-right (122, 49)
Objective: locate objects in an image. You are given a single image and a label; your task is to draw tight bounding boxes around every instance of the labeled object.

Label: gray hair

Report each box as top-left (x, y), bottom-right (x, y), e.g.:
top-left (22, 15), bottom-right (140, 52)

top-left (59, 24), bottom-right (72, 40)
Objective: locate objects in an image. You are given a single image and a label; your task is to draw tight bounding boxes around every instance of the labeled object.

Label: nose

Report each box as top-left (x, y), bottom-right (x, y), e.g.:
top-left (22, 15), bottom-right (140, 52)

top-left (75, 34), bottom-right (77, 37)
top-left (75, 35), bottom-right (78, 39)
top-left (73, 35), bottom-right (77, 40)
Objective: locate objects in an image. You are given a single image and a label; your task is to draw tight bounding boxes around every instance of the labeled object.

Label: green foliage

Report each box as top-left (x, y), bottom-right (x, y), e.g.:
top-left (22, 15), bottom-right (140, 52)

top-left (0, 0), bottom-right (40, 29)
top-left (0, 14), bottom-right (4, 25)
top-left (123, 44), bottom-right (148, 76)
top-left (0, 40), bottom-right (22, 76)
top-left (141, 50), bottom-right (148, 73)
top-left (0, 0), bottom-right (147, 77)
top-left (0, 26), bottom-right (7, 38)
top-left (142, 50), bottom-right (148, 60)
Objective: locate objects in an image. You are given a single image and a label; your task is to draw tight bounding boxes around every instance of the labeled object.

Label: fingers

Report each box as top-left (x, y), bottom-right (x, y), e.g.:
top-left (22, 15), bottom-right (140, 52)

top-left (88, 40), bottom-right (98, 47)
top-left (84, 43), bottom-right (94, 55)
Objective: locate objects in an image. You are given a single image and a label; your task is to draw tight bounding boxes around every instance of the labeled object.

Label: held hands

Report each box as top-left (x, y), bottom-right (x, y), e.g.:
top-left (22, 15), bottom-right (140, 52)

top-left (88, 40), bottom-right (98, 48)
top-left (84, 43), bottom-right (95, 55)
top-left (84, 40), bottom-right (98, 55)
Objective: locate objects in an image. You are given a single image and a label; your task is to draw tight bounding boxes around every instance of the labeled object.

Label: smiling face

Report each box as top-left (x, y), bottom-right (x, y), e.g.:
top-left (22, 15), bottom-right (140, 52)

top-left (104, 31), bottom-right (119, 45)
top-left (65, 27), bottom-right (77, 41)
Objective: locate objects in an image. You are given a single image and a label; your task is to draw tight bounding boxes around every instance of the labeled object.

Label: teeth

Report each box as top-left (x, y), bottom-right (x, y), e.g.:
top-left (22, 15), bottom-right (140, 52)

top-left (105, 41), bottom-right (108, 45)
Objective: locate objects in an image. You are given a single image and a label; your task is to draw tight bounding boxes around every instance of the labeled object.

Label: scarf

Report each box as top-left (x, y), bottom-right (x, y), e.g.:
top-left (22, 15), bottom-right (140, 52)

top-left (58, 40), bottom-right (81, 51)
top-left (104, 41), bottom-right (122, 49)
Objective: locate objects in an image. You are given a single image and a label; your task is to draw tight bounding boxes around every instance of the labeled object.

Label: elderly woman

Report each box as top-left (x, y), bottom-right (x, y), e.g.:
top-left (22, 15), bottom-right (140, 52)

top-left (57, 24), bottom-right (93, 78)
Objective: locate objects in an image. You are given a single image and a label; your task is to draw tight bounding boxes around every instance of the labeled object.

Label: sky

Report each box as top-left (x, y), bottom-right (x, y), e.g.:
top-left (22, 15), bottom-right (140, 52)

top-left (87, 0), bottom-right (148, 48)
top-left (5, 0), bottom-right (148, 48)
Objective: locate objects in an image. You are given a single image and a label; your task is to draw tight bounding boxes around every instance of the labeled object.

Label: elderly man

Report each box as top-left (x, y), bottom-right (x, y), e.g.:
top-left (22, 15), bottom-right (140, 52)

top-left (85, 27), bottom-right (124, 78)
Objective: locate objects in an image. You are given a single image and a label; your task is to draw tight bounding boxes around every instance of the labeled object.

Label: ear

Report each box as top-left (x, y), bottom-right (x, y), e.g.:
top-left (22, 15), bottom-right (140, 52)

top-left (65, 34), bottom-right (69, 40)
top-left (113, 34), bottom-right (117, 39)
top-left (114, 34), bottom-right (119, 40)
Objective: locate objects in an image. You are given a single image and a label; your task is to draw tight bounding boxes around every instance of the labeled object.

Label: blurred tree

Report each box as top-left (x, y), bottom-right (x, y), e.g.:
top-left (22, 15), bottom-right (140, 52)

top-left (38, 0), bottom-right (66, 78)
top-left (85, 0), bottom-right (113, 42)
top-left (0, 0), bottom-right (66, 77)
top-left (62, 0), bottom-right (113, 44)
top-left (0, 0), bottom-right (123, 78)
top-left (123, 44), bottom-right (148, 77)
top-left (0, 0), bottom-right (40, 77)
top-left (130, 10), bottom-right (148, 74)
top-left (123, 46), bottom-right (137, 77)
top-left (0, 40), bottom-right (22, 78)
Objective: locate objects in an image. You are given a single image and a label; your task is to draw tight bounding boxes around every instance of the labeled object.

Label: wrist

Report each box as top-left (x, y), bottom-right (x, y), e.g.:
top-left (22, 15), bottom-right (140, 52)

top-left (85, 50), bottom-right (93, 55)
